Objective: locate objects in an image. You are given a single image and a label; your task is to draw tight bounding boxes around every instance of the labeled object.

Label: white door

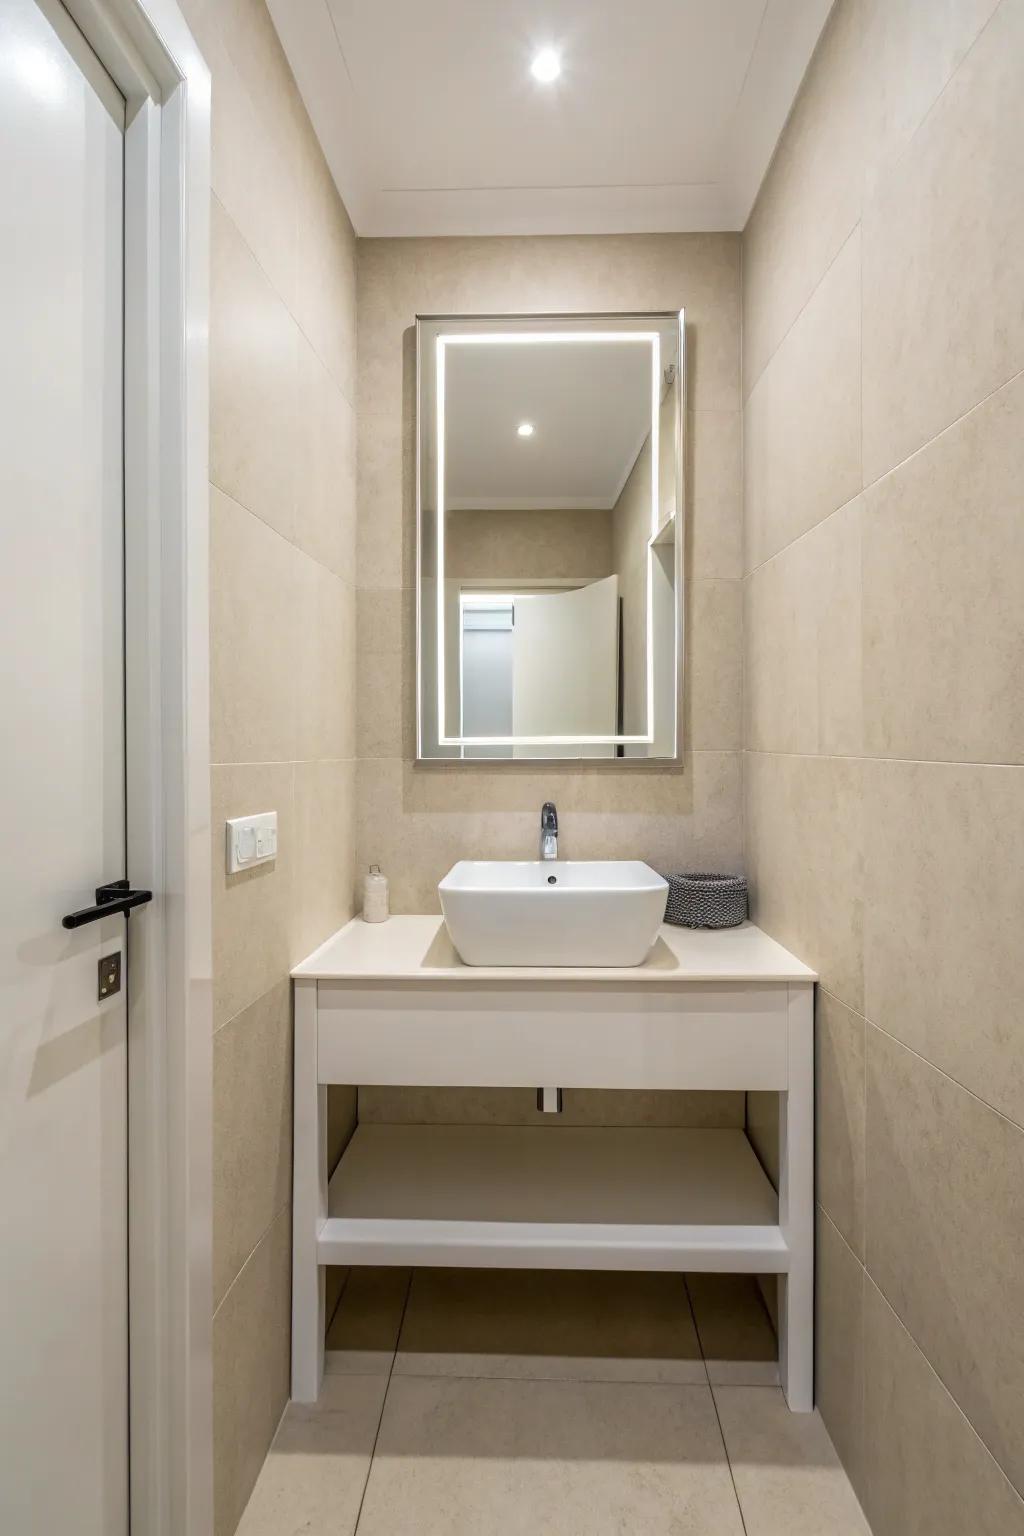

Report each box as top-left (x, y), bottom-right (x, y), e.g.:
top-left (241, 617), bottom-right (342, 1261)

top-left (512, 576), bottom-right (619, 758)
top-left (0, 3), bottom-right (130, 1531)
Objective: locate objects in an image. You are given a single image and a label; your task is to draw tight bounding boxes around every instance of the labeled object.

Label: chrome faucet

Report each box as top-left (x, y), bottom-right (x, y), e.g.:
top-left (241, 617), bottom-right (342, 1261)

top-left (540, 802), bottom-right (558, 861)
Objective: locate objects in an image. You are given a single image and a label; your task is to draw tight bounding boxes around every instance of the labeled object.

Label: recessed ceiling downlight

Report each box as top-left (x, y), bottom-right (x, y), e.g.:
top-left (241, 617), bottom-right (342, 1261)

top-left (530, 48), bottom-right (561, 83)
top-left (516, 421), bottom-right (535, 437)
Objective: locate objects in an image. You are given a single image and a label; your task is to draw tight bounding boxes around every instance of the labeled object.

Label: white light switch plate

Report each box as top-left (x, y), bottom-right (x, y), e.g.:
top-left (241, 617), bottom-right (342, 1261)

top-left (226, 811), bottom-right (277, 874)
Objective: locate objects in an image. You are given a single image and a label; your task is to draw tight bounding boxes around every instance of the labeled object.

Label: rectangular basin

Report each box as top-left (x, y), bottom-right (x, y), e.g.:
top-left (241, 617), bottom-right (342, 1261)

top-left (438, 859), bottom-right (669, 967)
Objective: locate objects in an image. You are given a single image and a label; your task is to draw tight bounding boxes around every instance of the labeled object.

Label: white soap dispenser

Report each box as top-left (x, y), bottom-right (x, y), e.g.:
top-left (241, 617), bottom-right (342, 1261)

top-left (362, 863), bottom-right (389, 923)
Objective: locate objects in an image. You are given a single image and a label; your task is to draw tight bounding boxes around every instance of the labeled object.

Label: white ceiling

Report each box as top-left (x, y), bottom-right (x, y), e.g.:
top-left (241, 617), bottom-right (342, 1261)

top-left (267, 0), bottom-right (832, 237)
top-left (445, 341), bottom-right (652, 510)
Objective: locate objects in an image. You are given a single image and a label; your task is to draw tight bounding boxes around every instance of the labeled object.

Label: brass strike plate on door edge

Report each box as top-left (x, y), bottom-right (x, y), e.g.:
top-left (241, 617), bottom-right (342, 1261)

top-left (98, 952), bottom-right (122, 1001)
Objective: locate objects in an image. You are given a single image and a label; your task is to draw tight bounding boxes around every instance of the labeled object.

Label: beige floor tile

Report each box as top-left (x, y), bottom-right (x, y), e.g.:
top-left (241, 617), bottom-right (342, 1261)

top-left (356, 1375), bottom-right (745, 1536)
top-left (686, 1274), bottom-right (779, 1386)
top-left (235, 1374), bottom-right (386, 1536)
top-left (714, 1385), bottom-right (870, 1535)
top-left (394, 1268), bottom-right (706, 1385)
top-left (325, 1267), bottom-right (411, 1377)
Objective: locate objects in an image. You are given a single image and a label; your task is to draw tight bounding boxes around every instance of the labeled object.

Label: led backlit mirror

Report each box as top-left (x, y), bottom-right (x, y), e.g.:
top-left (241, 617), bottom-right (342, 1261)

top-left (416, 312), bottom-right (684, 761)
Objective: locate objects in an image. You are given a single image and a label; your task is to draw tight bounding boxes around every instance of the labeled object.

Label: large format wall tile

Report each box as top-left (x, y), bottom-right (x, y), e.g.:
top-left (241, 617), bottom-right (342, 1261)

top-left (292, 145), bottom-right (358, 408)
top-left (745, 752), bottom-right (864, 1012)
top-left (210, 200), bottom-right (299, 543)
top-left (862, 372), bottom-right (1024, 764)
top-left (861, 0), bottom-right (1024, 483)
top-left (356, 233), bottom-right (744, 940)
top-left (204, 4), bottom-right (359, 1526)
top-left (213, 1208), bottom-right (292, 1536)
top-left (860, 0), bottom-right (1002, 191)
top-left (865, 1025), bottom-right (1024, 1492)
top-left (210, 488), bottom-right (303, 765)
top-left (292, 759), bottom-right (356, 963)
top-left (862, 1278), bottom-right (1024, 1536)
top-left (211, 762), bottom-right (295, 1030)
top-left (744, 230), bottom-right (862, 572)
top-left (357, 413), bottom-right (413, 591)
top-left (816, 1209), bottom-right (865, 1500)
top-left (742, 0), bottom-right (866, 394)
top-left (294, 333), bottom-right (357, 583)
top-left (863, 758), bottom-right (1024, 1125)
top-left (212, 982), bottom-right (292, 1310)
top-left (743, 0), bottom-right (1024, 1526)
top-left (359, 753), bottom-right (743, 914)
top-left (816, 991), bottom-right (866, 1258)
top-left (685, 580), bottom-right (743, 752)
top-left (294, 561), bottom-right (356, 764)
top-left (745, 497), bottom-right (863, 757)
top-left (359, 233), bottom-right (742, 420)
top-left (207, 21), bottom-right (299, 322)
top-left (686, 411), bottom-right (743, 580)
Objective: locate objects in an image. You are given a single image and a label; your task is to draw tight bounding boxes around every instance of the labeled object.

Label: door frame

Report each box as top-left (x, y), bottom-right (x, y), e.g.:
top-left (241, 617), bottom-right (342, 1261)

top-left (58, 1), bottom-right (213, 1531)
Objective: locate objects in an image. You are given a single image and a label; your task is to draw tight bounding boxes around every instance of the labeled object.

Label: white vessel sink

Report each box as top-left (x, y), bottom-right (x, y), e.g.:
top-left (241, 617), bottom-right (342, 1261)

top-left (438, 859), bottom-right (669, 967)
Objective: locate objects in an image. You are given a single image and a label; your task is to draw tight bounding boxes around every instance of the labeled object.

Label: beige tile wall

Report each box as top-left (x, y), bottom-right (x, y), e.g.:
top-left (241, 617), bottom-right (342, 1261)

top-left (355, 232), bottom-right (745, 1128)
top-left (178, 2), bottom-right (359, 1531)
top-left (742, 0), bottom-right (1024, 1529)
top-left (356, 234), bottom-right (744, 897)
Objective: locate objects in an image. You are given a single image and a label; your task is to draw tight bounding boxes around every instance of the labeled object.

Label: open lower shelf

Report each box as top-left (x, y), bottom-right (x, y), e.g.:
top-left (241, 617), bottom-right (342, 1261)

top-left (318, 1124), bottom-right (786, 1273)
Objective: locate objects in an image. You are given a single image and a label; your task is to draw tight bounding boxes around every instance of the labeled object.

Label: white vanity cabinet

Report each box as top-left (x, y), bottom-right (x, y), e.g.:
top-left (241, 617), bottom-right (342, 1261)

top-left (291, 917), bottom-right (816, 1412)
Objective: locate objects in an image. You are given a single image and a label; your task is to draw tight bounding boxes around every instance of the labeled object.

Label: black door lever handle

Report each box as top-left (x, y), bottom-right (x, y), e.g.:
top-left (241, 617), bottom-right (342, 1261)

top-left (62, 878), bottom-right (153, 930)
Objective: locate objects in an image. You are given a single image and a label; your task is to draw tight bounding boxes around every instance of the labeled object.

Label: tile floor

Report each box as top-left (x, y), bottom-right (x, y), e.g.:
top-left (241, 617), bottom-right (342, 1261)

top-left (237, 1268), bottom-right (870, 1535)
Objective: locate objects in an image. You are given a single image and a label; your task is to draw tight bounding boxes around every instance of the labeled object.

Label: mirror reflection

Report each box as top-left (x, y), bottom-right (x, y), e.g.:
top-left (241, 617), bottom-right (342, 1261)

top-left (417, 314), bottom-right (683, 761)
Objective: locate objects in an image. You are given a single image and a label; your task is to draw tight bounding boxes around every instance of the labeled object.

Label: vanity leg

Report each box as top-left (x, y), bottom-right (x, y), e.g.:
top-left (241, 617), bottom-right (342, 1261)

top-left (779, 982), bottom-right (814, 1411)
top-left (292, 978), bottom-right (326, 1403)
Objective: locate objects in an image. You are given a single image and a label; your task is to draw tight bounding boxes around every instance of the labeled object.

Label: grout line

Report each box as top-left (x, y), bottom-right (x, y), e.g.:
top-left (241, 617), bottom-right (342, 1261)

top-left (863, 1268), bottom-right (1024, 1513)
top-left (741, 746), bottom-right (1024, 771)
top-left (366, 1366), bottom-right (714, 1389)
top-left (707, 1380), bottom-right (751, 1536)
top-left (211, 190), bottom-right (356, 414)
top-left (861, 1015), bottom-right (1024, 1140)
top-left (352, 1270), bottom-right (414, 1534)
top-left (811, 981), bottom-right (1024, 1141)
top-left (743, 221), bottom-right (861, 405)
top-left (213, 1202), bottom-right (289, 1320)
top-left (743, 361), bottom-right (1024, 581)
top-left (209, 477), bottom-right (359, 590)
top-left (822, 1205), bottom-right (1024, 1513)
top-left (681, 1275), bottom-right (712, 1390)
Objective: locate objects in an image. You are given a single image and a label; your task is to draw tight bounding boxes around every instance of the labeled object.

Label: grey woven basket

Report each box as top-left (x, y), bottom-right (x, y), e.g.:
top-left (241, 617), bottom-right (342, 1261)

top-left (664, 872), bottom-right (747, 929)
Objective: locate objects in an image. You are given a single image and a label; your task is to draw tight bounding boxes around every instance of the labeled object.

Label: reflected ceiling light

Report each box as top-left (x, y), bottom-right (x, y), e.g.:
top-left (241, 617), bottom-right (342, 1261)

top-left (516, 421), bottom-right (535, 437)
top-left (530, 47), bottom-right (561, 83)
top-left (10, 44), bottom-right (65, 106)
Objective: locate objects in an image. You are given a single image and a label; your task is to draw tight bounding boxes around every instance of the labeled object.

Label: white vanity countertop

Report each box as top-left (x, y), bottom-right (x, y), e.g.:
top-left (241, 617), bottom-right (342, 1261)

top-left (292, 915), bottom-right (816, 984)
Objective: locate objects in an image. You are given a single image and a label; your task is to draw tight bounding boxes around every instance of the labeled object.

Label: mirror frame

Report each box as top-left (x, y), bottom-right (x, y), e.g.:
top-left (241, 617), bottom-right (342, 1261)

top-left (415, 311), bottom-right (686, 763)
